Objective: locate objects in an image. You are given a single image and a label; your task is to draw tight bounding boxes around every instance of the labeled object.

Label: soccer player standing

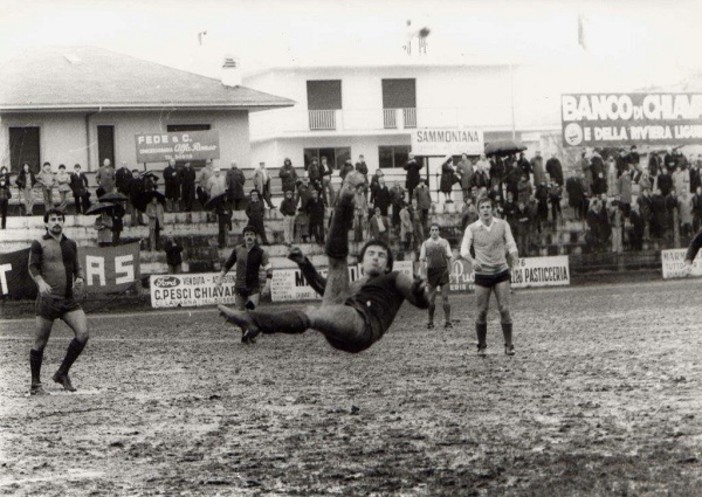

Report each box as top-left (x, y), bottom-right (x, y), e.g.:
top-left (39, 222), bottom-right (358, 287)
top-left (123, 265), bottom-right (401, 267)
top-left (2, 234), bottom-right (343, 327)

top-left (419, 223), bottom-right (454, 329)
top-left (28, 208), bottom-right (89, 395)
top-left (460, 197), bottom-right (519, 356)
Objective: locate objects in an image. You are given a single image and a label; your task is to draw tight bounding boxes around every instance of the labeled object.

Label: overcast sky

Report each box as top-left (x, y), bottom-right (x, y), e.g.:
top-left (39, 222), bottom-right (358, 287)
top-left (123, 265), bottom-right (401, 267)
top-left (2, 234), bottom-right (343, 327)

top-left (1, 0), bottom-right (700, 92)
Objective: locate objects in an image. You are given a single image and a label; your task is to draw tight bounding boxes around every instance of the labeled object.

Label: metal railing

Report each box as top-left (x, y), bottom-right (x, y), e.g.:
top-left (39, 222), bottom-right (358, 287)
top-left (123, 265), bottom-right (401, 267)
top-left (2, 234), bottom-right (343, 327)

top-left (308, 110), bottom-right (336, 130)
top-left (383, 108), bottom-right (397, 129)
top-left (403, 107), bottom-right (417, 128)
top-left (383, 108), bottom-right (416, 129)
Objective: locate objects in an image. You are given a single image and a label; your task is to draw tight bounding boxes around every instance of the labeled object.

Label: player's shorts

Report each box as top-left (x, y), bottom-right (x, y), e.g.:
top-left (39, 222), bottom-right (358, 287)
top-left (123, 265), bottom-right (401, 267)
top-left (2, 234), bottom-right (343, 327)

top-left (323, 302), bottom-right (383, 354)
top-left (474, 269), bottom-right (511, 289)
top-left (426, 266), bottom-right (450, 288)
top-left (35, 294), bottom-right (82, 321)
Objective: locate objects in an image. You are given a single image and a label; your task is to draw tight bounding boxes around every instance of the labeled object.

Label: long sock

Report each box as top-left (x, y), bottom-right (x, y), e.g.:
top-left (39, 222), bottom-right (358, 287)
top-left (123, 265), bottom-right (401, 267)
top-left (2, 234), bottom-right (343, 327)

top-left (325, 192), bottom-right (354, 259)
top-left (501, 322), bottom-right (513, 347)
top-left (428, 303), bottom-right (435, 323)
top-left (476, 322), bottom-right (487, 348)
top-left (57, 338), bottom-right (87, 375)
top-left (296, 256), bottom-right (327, 296)
top-left (30, 349), bottom-right (43, 384)
top-left (249, 310), bottom-right (310, 335)
top-left (443, 303), bottom-right (451, 323)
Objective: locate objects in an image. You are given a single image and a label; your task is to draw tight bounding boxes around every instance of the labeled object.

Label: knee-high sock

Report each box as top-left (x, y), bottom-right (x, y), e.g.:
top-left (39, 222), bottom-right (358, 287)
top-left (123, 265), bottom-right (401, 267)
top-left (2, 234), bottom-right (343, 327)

top-left (428, 303), bottom-right (435, 323)
top-left (325, 193), bottom-right (354, 259)
top-left (443, 303), bottom-right (451, 322)
top-left (476, 322), bottom-right (487, 348)
top-left (30, 349), bottom-right (43, 384)
top-left (501, 322), bottom-right (513, 347)
top-left (249, 310), bottom-right (310, 335)
top-left (57, 338), bottom-right (87, 376)
top-left (296, 256), bottom-right (327, 296)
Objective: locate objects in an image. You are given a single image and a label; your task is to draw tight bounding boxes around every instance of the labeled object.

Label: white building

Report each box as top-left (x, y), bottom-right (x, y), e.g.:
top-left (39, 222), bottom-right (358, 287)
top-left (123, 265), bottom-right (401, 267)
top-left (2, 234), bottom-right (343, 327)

top-left (243, 59), bottom-right (560, 192)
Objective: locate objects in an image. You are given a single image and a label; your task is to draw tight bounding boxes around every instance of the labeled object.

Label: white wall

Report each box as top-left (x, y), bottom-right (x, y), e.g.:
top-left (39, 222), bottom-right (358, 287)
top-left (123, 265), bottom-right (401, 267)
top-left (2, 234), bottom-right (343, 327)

top-left (1, 109), bottom-right (252, 173)
top-left (245, 64), bottom-right (515, 138)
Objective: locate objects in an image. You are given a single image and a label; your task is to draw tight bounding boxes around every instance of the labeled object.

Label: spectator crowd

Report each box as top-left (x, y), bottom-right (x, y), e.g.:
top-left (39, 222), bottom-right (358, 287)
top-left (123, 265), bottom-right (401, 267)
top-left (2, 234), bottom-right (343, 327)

top-left (3, 145), bottom-right (701, 259)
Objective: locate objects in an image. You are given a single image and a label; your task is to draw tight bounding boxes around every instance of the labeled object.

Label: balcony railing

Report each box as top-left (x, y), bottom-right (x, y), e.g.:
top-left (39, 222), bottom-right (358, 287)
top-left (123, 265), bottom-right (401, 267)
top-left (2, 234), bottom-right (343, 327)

top-left (383, 108), bottom-right (416, 129)
top-left (308, 109), bottom-right (337, 130)
top-left (383, 108), bottom-right (397, 129)
top-left (403, 107), bottom-right (417, 128)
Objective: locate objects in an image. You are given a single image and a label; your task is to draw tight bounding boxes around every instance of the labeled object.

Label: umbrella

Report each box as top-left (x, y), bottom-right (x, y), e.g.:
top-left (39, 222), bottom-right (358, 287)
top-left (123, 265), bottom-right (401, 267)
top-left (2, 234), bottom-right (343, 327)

top-left (99, 192), bottom-right (129, 203)
top-left (204, 191), bottom-right (229, 211)
top-left (135, 190), bottom-right (166, 212)
top-left (85, 202), bottom-right (119, 215)
top-left (484, 139), bottom-right (527, 157)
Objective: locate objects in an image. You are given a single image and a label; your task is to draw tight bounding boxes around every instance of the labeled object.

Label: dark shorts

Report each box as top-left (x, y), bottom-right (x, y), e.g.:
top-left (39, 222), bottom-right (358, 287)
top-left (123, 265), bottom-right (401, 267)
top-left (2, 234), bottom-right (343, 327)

top-left (35, 295), bottom-right (82, 321)
top-left (323, 303), bottom-right (381, 354)
top-left (474, 269), bottom-right (511, 289)
top-left (426, 266), bottom-right (450, 288)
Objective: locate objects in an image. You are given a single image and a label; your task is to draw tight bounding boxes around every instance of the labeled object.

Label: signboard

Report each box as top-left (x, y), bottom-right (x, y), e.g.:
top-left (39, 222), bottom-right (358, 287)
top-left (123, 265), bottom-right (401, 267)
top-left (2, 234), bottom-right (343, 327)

top-left (562, 93), bottom-right (702, 147)
top-left (135, 130), bottom-right (220, 163)
top-left (81, 243), bottom-right (140, 293)
top-left (271, 261), bottom-right (414, 303)
top-left (661, 249), bottom-right (700, 279)
top-left (0, 243), bottom-right (140, 299)
top-left (448, 256), bottom-right (571, 291)
top-left (150, 272), bottom-right (244, 308)
top-left (411, 128), bottom-right (484, 156)
top-left (0, 248), bottom-right (37, 299)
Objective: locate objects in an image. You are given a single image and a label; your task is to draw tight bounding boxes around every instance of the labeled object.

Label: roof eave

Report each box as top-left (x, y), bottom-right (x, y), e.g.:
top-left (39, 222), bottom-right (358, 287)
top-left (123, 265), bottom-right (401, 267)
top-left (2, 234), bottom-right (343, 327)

top-left (0, 102), bottom-right (295, 113)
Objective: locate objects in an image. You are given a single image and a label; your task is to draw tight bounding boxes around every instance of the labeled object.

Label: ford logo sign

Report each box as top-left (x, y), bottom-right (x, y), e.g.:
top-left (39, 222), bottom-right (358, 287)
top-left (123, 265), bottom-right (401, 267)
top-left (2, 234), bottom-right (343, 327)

top-left (153, 276), bottom-right (180, 288)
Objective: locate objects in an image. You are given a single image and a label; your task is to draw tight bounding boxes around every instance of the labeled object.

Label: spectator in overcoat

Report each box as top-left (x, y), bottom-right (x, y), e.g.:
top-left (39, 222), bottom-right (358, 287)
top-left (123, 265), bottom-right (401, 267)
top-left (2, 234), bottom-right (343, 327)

top-left (404, 153), bottom-right (422, 200)
top-left (163, 159), bottom-right (180, 212)
top-left (279, 158), bottom-right (298, 194)
top-left (226, 161), bottom-right (247, 211)
top-left (178, 162), bottom-right (196, 212)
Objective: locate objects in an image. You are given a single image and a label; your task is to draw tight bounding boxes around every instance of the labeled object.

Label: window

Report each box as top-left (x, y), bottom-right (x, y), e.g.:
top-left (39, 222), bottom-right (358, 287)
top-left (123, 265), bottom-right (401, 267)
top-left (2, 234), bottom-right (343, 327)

top-left (166, 124), bottom-right (211, 167)
top-left (381, 79), bottom-right (416, 109)
top-left (378, 145), bottom-right (410, 169)
top-left (306, 81), bottom-right (342, 110)
top-left (9, 127), bottom-right (40, 172)
top-left (97, 125), bottom-right (115, 167)
top-left (304, 147), bottom-right (351, 171)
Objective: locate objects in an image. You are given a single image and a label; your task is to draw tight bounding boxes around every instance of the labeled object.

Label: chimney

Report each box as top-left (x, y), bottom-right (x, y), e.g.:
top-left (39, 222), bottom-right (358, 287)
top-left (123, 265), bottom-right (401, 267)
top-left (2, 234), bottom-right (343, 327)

top-left (221, 55), bottom-right (241, 87)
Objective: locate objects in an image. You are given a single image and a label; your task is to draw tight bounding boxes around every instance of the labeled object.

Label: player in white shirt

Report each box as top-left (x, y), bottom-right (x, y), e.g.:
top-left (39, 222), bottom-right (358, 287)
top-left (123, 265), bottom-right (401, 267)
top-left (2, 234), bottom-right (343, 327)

top-left (460, 196), bottom-right (519, 356)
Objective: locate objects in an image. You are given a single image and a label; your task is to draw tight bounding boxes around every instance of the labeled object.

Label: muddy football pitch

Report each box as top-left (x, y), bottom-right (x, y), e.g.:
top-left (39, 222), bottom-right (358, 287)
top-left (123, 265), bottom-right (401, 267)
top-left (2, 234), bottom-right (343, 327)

top-left (2, 278), bottom-right (702, 496)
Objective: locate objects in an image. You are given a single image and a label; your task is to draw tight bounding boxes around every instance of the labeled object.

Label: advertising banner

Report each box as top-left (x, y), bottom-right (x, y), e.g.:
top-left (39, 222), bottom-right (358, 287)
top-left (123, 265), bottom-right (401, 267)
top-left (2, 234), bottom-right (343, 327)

top-left (150, 273), bottom-right (241, 308)
top-left (80, 243), bottom-right (141, 293)
top-left (271, 261), bottom-right (414, 303)
top-left (561, 93), bottom-right (702, 147)
top-left (448, 256), bottom-right (571, 291)
top-left (411, 128), bottom-right (484, 156)
top-left (0, 248), bottom-right (37, 299)
top-left (661, 249), bottom-right (700, 279)
top-left (0, 243), bottom-right (140, 299)
top-left (135, 130), bottom-right (220, 163)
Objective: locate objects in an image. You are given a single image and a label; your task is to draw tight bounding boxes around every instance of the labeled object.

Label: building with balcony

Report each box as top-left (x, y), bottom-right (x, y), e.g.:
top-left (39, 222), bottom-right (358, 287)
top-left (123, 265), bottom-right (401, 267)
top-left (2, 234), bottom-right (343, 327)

top-left (244, 60), bottom-right (559, 189)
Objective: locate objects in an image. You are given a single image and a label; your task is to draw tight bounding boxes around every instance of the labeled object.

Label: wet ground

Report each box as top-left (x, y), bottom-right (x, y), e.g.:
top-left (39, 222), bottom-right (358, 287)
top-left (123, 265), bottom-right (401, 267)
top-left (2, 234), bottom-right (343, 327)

top-left (1, 278), bottom-right (702, 496)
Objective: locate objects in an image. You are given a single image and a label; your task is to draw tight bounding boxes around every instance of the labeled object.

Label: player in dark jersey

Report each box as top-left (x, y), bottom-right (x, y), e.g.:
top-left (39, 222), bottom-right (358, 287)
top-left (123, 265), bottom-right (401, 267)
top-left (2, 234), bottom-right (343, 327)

top-left (218, 172), bottom-right (431, 353)
top-left (419, 223), bottom-right (454, 329)
top-left (28, 208), bottom-right (89, 395)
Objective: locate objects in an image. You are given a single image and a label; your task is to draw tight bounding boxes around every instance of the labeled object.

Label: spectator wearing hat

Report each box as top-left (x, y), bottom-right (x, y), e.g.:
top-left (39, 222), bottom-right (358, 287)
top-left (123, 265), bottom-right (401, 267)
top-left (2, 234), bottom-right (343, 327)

top-left (217, 224), bottom-right (273, 316)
